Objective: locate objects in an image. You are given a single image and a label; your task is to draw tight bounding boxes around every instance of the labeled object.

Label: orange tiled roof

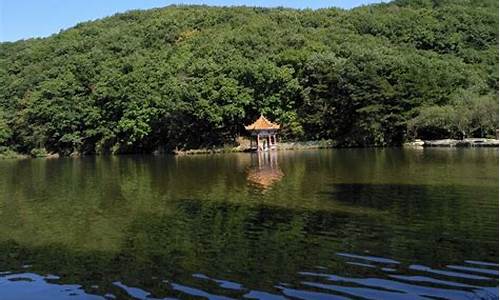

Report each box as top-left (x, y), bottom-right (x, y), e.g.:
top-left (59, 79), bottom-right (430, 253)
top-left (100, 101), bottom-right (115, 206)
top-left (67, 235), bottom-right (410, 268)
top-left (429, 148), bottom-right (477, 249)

top-left (245, 115), bottom-right (280, 131)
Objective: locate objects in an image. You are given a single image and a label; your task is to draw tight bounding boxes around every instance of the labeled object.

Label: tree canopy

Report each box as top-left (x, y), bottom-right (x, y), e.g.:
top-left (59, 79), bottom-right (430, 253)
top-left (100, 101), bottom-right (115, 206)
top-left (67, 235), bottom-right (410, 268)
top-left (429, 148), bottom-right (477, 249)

top-left (0, 0), bottom-right (498, 155)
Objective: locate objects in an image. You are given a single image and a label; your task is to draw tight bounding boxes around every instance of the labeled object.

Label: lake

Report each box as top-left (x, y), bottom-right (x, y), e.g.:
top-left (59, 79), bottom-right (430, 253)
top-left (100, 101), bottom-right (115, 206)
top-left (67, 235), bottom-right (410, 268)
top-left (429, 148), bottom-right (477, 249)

top-left (0, 148), bottom-right (498, 300)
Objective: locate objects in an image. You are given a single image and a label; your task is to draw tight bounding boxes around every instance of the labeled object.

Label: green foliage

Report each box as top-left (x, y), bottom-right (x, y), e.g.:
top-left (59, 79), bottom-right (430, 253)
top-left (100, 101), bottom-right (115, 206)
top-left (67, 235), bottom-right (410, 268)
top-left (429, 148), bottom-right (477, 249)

top-left (0, 109), bottom-right (11, 145)
top-left (0, 146), bottom-right (25, 159)
top-left (408, 93), bottom-right (499, 139)
top-left (30, 147), bottom-right (49, 158)
top-left (0, 0), bottom-right (497, 154)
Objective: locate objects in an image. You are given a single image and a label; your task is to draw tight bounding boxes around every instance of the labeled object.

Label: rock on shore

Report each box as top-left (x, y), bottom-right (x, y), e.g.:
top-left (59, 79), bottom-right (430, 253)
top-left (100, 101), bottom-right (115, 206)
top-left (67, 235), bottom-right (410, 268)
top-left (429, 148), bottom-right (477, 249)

top-left (406, 138), bottom-right (499, 147)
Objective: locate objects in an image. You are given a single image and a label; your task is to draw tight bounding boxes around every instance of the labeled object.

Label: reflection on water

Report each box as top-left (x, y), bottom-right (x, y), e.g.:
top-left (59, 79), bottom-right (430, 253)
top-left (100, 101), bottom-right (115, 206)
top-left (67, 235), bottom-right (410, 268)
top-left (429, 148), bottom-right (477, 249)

top-left (0, 273), bottom-right (103, 300)
top-left (0, 148), bottom-right (498, 299)
top-left (246, 152), bottom-right (284, 190)
top-left (1, 253), bottom-right (498, 300)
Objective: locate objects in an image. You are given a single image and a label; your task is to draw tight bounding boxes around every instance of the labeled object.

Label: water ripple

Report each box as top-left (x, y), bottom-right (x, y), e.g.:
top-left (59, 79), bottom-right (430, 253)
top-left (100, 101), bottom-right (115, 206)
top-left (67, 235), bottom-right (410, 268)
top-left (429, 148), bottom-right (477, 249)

top-left (336, 252), bottom-right (400, 265)
top-left (446, 265), bottom-right (499, 277)
top-left (1, 253), bottom-right (498, 300)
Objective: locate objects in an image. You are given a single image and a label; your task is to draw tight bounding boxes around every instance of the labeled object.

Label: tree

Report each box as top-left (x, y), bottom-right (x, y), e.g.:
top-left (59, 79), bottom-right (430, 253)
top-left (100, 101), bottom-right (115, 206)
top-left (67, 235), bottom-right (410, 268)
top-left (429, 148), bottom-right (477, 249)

top-left (0, 109), bottom-right (11, 145)
top-left (0, 1), bottom-right (497, 154)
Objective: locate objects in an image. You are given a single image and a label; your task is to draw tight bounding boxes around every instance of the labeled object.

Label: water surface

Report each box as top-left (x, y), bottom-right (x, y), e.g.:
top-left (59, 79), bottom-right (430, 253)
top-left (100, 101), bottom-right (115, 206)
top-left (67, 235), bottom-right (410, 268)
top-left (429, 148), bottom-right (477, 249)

top-left (0, 148), bottom-right (498, 299)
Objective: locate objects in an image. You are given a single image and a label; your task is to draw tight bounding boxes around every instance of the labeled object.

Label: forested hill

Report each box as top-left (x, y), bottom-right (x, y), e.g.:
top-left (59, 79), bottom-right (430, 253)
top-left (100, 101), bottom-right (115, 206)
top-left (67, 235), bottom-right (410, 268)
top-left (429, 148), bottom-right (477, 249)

top-left (0, 0), bottom-right (498, 155)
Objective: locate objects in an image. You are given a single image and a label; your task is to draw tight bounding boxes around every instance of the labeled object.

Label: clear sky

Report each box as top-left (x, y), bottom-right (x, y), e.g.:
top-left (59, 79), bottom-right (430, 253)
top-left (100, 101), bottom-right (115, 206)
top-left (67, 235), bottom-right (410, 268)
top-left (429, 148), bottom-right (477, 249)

top-left (0, 0), bottom-right (386, 42)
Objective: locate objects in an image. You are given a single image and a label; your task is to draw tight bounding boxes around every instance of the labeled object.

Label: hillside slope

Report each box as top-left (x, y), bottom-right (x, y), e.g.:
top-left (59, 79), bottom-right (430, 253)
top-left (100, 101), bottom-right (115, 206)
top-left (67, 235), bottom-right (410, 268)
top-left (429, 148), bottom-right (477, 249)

top-left (0, 0), bottom-right (498, 154)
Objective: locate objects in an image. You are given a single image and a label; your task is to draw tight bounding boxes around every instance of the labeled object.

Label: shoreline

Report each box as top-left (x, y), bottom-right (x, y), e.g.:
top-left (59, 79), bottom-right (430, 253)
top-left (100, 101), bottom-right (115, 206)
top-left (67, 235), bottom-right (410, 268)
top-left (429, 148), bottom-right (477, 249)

top-left (404, 138), bottom-right (499, 148)
top-left (1, 138), bottom-right (498, 159)
top-left (173, 140), bottom-right (338, 155)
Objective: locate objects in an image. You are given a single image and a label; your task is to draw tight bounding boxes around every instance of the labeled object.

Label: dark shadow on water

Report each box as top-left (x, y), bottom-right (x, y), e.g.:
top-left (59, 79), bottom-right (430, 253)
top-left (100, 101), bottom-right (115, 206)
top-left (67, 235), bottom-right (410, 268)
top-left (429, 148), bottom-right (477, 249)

top-left (321, 183), bottom-right (498, 210)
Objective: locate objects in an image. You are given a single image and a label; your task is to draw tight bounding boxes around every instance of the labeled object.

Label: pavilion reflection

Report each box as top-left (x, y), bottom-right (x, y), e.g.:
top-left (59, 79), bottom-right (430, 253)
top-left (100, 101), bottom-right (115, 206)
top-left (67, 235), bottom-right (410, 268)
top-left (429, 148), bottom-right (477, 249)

top-left (246, 152), bottom-right (284, 190)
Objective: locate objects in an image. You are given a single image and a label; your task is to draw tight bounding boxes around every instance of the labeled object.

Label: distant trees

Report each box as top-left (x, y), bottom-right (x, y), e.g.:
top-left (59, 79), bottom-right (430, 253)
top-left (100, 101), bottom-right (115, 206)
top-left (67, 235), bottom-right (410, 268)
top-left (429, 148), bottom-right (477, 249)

top-left (0, 0), bottom-right (498, 155)
top-left (408, 93), bottom-right (498, 140)
top-left (0, 109), bottom-right (11, 145)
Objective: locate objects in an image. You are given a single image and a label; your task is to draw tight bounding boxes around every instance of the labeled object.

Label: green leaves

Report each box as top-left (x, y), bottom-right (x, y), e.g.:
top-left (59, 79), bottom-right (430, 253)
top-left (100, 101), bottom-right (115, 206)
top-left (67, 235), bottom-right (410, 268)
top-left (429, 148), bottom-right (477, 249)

top-left (0, 109), bottom-right (11, 146)
top-left (409, 93), bottom-right (499, 140)
top-left (0, 1), bottom-right (497, 154)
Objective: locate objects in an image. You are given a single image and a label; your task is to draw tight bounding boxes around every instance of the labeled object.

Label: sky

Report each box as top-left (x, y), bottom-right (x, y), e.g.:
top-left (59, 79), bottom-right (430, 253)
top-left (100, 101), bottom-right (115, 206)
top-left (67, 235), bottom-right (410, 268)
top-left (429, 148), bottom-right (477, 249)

top-left (0, 0), bottom-right (386, 42)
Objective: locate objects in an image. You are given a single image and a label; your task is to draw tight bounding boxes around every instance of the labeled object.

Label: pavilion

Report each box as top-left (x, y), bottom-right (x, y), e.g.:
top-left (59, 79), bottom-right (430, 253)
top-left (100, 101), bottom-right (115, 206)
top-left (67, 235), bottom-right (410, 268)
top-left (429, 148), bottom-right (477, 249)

top-left (245, 115), bottom-right (280, 151)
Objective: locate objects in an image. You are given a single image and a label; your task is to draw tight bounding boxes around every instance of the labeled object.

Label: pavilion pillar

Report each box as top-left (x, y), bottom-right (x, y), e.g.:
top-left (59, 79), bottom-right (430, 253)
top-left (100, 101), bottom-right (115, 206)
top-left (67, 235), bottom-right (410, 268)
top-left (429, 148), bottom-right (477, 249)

top-left (256, 134), bottom-right (261, 151)
top-left (268, 135), bottom-right (271, 150)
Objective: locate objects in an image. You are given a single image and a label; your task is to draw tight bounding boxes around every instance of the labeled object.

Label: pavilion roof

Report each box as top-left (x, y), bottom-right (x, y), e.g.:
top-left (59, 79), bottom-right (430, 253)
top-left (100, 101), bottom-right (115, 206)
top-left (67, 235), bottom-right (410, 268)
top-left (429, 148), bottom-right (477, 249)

top-left (245, 115), bottom-right (280, 131)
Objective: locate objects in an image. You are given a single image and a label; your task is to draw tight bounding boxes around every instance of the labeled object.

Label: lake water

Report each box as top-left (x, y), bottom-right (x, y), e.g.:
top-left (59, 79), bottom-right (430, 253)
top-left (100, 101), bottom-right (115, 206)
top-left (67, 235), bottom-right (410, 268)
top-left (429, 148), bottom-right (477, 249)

top-left (0, 148), bottom-right (498, 300)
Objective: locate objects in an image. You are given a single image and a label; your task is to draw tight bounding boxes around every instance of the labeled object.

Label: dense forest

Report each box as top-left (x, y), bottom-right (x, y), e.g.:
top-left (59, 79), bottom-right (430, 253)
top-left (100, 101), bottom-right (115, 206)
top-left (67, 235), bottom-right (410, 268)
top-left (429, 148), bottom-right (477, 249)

top-left (0, 0), bottom-right (498, 155)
